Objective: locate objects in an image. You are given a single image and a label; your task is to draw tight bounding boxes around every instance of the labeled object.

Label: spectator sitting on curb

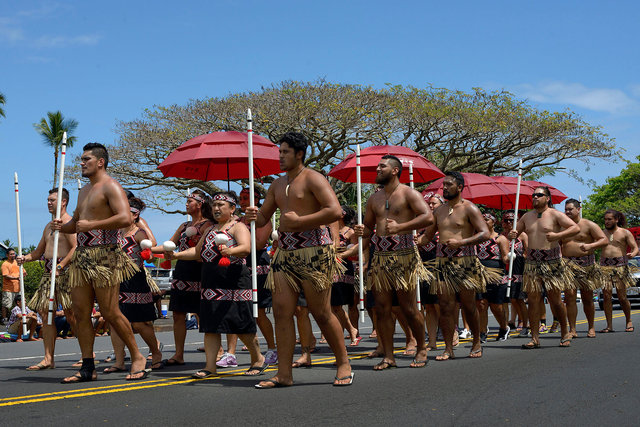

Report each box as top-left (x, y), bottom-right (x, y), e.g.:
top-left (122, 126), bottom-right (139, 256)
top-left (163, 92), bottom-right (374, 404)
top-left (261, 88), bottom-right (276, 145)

top-left (8, 295), bottom-right (41, 342)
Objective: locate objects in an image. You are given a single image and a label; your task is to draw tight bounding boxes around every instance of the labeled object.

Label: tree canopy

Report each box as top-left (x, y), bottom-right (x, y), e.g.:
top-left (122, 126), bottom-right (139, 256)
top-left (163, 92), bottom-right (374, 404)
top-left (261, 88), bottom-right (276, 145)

top-left (34, 111), bottom-right (78, 187)
top-left (583, 155), bottom-right (640, 227)
top-left (102, 80), bottom-right (620, 214)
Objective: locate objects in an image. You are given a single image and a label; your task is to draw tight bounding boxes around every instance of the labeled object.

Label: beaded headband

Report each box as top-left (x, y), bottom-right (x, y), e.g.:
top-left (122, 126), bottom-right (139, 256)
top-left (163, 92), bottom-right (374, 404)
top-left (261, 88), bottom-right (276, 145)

top-left (189, 194), bottom-right (205, 204)
top-left (213, 194), bottom-right (237, 205)
top-left (130, 207), bottom-right (140, 214)
top-left (483, 213), bottom-right (496, 222)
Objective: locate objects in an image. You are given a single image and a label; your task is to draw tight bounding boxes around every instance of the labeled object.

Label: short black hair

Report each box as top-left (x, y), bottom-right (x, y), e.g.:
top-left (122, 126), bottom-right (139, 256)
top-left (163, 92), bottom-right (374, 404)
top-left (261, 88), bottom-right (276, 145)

top-left (124, 189), bottom-right (135, 199)
top-left (278, 132), bottom-right (308, 162)
top-left (49, 187), bottom-right (69, 203)
top-left (341, 205), bottom-right (356, 226)
top-left (534, 186), bottom-right (553, 208)
top-left (13, 294), bottom-right (21, 304)
top-left (83, 143), bottom-right (109, 169)
top-left (128, 197), bottom-right (146, 223)
top-left (565, 198), bottom-right (581, 208)
top-left (445, 171), bottom-right (465, 189)
top-left (381, 155), bottom-right (403, 178)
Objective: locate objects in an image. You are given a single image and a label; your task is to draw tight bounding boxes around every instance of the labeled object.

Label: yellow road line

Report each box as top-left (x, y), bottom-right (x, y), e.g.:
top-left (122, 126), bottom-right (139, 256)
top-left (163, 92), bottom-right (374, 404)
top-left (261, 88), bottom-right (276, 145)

top-left (1, 310), bottom-right (637, 407)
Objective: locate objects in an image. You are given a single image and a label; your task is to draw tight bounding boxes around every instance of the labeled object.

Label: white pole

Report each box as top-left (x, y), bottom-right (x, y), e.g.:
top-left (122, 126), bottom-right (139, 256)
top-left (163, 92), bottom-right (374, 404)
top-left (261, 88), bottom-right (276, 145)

top-left (579, 195), bottom-right (583, 219)
top-left (506, 160), bottom-right (523, 295)
top-left (77, 179), bottom-right (81, 191)
top-left (186, 188), bottom-right (192, 222)
top-left (14, 172), bottom-right (27, 336)
top-left (47, 136), bottom-right (67, 324)
top-left (409, 161), bottom-right (421, 310)
top-left (247, 108), bottom-right (258, 318)
top-left (356, 144), bottom-right (365, 323)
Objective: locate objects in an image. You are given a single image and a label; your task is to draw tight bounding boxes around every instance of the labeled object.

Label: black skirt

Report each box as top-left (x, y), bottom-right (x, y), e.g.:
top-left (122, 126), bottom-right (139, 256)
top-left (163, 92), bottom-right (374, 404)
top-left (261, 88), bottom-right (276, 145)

top-left (331, 260), bottom-right (356, 306)
top-left (199, 262), bottom-right (256, 334)
top-left (169, 259), bottom-right (201, 314)
top-left (246, 249), bottom-right (272, 309)
top-left (119, 270), bottom-right (157, 323)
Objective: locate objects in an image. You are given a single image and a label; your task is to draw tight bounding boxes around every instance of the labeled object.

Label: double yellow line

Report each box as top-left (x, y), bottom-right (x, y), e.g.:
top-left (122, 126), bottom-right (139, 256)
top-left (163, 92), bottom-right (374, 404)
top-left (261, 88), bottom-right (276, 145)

top-left (1, 310), bottom-right (637, 407)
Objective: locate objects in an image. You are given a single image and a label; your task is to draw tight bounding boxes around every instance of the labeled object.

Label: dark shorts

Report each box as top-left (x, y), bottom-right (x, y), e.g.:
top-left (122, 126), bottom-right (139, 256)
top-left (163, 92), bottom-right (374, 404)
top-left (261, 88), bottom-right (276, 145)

top-left (420, 281), bottom-right (438, 305)
top-left (509, 282), bottom-right (527, 300)
top-left (478, 283), bottom-right (508, 304)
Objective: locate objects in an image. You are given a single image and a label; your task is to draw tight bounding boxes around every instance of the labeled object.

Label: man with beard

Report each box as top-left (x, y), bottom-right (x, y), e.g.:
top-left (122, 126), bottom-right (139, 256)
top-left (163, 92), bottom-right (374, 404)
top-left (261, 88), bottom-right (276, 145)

top-left (508, 187), bottom-right (579, 349)
top-left (420, 172), bottom-right (499, 360)
top-left (354, 155), bottom-right (433, 369)
top-left (53, 143), bottom-right (147, 383)
top-left (560, 199), bottom-right (608, 338)
top-left (17, 188), bottom-right (77, 370)
top-left (599, 210), bottom-right (638, 333)
top-left (245, 132), bottom-right (353, 388)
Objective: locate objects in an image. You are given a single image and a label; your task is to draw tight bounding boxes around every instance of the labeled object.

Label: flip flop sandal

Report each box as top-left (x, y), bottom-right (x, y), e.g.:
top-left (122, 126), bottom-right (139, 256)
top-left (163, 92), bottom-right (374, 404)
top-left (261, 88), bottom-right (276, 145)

top-left (126, 369), bottom-right (151, 381)
top-left (192, 369), bottom-right (216, 379)
top-left (625, 326), bottom-right (634, 332)
top-left (163, 358), bottom-right (185, 366)
top-left (291, 361), bottom-right (312, 368)
top-left (151, 361), bottom-right (164, 370)
top-left (26, 363), bottom-right (54, 371)
top-left (244, 363), bottom-right (270, 376)
top-left (255, 378), bottom-right (291, 389)
top-left (61, 370), bottom-right (97, 384)
top-left (469, 348), bottom-right (483, 358)
top-left (349, 336), bottom-right (362, 346)
top-left (103, 366), bottom-right (127, 374)
top-left (559, 339), bottom-right (571, 347)
top-left (435, 352), bottom-right (455, 361)
top-left (333, 372), bottom-right (354, 386)
top-left (521, 341), bottom-right (541, 349)
top-left (373, 360), bottom-right (397, 370)
top-left (600, 328), bottom-right (615, 333)
top-left (410, 359), bottom-right (428, 368)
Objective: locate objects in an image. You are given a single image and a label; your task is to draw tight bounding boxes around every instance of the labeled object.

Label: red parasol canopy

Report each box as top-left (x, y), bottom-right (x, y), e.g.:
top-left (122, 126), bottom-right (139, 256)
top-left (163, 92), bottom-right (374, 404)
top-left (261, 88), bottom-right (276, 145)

top-left (328, 145), bottom-right (444, 184)
top-left (158, 131), bottom-right (281, 181)
top-left (421, 173), bottom-right (515, 209)
top-left (491, 176), bottom-right (568, 210)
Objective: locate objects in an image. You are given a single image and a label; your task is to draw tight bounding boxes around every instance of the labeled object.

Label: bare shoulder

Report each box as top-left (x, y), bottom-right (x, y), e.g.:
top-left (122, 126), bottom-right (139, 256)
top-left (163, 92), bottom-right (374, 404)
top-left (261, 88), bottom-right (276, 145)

top-left (306, 168), bottom-right (331, 187)
top-left (463, 199), bottom-right (481, 215)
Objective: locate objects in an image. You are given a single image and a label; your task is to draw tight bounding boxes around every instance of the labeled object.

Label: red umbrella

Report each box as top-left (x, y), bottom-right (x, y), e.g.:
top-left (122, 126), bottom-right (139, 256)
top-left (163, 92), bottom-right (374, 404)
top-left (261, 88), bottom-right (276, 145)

top-left (158, 131), bottom-right (281, 181)
top-left (422, 173), bottom-right (515, 209)
top-left (328, 145), bottom-right (444, 184)
top-left (491, 177), bottom-right (568, 209)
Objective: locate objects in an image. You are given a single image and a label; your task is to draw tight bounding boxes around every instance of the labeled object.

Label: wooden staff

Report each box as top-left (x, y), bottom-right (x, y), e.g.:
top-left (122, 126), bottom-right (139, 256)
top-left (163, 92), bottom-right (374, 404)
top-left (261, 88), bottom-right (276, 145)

top-left (356, 144), bottom-right (365, 323)
top-left (409, 161), bottom-right (421, 309)
top-left (247, 108), bottom-right (258, 318)
top-left (506, 160), bottom-right (523, 295)
top-left (14, 172), bottom-right (27, 336)
top-left (47, 135), bottom-right (67, 325)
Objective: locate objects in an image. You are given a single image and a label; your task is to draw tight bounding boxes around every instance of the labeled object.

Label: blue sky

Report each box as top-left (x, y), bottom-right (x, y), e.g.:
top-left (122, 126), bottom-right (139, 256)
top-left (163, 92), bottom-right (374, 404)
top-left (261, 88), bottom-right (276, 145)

top-left (1, 0), bottom-right (639, 245)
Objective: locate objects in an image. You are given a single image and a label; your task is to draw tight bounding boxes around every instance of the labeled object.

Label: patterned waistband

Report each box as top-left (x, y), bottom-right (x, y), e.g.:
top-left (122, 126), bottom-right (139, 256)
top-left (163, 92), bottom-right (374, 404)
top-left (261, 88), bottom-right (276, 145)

top-left (171, 279), bottom-right (200, 292)
top-left (119, 292), bottom-right (153, 304)
top-left (436, 243), bottom-right (477, 258)
top-left (77, 229), bottom-right (121, 247)
top-left (278, 228), bottom-right (332, 250)
top-left (251, 265), bottom-right (270, 275)
top-left (526, 246), bottom-right (561, 262)
top-left (201, 288), bottom-right (251, 301)
top-left (371, 234), bottom-right (415, 252)
top-left (43, 258), bottom-right (64, 273)
top-left (600, 256), bottom-right (627, 267)
top-left (502, 274), bottom-right (523, 284)
top-left (566, 254), bottom-right (596, 267)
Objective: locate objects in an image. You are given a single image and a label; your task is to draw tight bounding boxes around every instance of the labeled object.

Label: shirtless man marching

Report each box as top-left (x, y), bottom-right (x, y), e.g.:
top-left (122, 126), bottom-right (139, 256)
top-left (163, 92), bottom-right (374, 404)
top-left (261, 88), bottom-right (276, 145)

top-left (246, 132), bottom-right (353, 388)
top-left (561, 199), bottom-right (608, 338)
top-left (509, 187), bottom-right (579, 349)
top-left (53, 143), bottom-right (147, 383)
top-left (599, 210), bottom-right (639, 333)
top-left (419, 172), bottom-right (496, 360)
top-left (18, 188), bottom-right (76, 370)
top-left (354, 155), bottom-right (433, 370)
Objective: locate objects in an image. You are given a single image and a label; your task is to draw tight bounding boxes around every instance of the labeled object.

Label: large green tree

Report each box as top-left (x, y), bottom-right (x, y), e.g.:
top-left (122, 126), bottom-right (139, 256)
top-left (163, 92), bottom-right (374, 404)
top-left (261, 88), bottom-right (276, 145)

top-left (34, 111), bottom-right (78, 187)
top-left (100, 80), bottom-right (620, 214)
top-left (583, 155), bottom-right (640, 227)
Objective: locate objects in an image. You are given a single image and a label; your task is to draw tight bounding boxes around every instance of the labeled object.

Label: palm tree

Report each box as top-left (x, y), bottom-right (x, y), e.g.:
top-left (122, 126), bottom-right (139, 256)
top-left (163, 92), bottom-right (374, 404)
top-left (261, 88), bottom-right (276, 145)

top-left (0, 92), bottom-right (6, 119)
top-left (34, 111), bottom-right (78, 187)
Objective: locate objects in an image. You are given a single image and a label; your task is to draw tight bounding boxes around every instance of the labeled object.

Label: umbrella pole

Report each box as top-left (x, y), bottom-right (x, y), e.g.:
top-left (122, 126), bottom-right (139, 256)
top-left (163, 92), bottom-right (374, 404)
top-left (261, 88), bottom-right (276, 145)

top-left (47, 136), bottom-right (67, 325)
top-left (409, 162), bottom-right (421, 310)
top-left (14, 172), bottom-right (27, 336)
top-left (507, 160), bottom-right (523, 296)
top-left (247, 109), bottom-right (258, 318)
top-left (356, 144), bottom-right (365, 323)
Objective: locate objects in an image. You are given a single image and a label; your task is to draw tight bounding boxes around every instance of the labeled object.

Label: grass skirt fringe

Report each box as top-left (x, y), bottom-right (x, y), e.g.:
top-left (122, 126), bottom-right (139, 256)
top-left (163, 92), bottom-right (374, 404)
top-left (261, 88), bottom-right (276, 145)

top-left (28, 272), bottom-right (72, 312)
top-left (429, 256), bottom-right (502, 295)
top-left (67, 244), bottom-right (139, 289)
top-left (266, 245), bottom-right (345, 293)
top-left (143, 268), bottom-right (161, 294)
top-left (600, 264), bottom-right (637, 291)
top-left (565, 261), bottom-right (604, 291)
top-left (367, 247), bottom-right (433, 292)
top-left (523, 258), bottom-right (574, 293)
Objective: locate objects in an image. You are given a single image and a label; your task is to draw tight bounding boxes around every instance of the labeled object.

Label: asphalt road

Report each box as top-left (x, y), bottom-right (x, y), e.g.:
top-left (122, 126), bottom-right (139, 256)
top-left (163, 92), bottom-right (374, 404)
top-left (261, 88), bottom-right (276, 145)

top-left (2, 306), bottom-right (640, 426)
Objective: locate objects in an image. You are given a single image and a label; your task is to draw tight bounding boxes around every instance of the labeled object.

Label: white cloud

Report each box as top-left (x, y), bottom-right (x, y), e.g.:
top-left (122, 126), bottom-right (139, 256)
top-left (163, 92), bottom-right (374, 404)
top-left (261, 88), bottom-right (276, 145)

top-left (0, 18), bottom-right (25, 42)
top-left (32, 34), bottom-right (101, 48)
top-left (512, 81), bottom-right (639, 114)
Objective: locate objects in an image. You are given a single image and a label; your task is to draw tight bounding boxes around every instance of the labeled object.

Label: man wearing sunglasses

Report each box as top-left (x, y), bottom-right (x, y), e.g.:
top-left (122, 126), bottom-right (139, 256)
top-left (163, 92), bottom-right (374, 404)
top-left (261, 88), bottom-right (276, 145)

top-left (508, 187), bottom-right (579, 349)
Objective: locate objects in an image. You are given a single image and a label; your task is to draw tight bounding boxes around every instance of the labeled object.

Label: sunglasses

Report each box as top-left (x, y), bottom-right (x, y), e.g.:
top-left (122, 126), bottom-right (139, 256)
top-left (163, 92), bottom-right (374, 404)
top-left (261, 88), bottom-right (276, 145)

top-left (532, 193), bottom-right (546, 198)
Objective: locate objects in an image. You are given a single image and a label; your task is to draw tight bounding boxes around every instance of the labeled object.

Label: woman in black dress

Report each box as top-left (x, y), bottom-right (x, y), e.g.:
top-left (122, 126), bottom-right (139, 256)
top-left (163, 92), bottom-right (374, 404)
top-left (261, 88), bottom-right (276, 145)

top-left (167, 192), bottom-right (267, 379)
top-left (152, 190), bottom-right (213, 366)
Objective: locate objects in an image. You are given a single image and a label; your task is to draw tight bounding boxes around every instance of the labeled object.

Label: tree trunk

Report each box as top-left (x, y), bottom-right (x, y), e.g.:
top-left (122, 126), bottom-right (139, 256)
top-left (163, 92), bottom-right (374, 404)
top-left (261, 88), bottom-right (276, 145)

top-left (53, 151), bottom-right (58, 188)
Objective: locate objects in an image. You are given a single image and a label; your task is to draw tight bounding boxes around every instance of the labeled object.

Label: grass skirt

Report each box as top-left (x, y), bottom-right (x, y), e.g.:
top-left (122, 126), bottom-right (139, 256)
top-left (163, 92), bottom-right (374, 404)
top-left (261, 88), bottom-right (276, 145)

top-left (368, 247), bottom-right (433, 292)
top-left (67, 244), bottom-right (139, 289)
top-left (28, 271), bottom-right (72, 312)
top-left (523, 258), bottom-right (573, 293)
top-left (565, 258), bottom-right (603, 291)
top-left (266, 244), bottom-right (345, 293)
top-left (429, 256), bottom-right (502, 295)
top-left (600, 264), bottom-right (636, 291)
